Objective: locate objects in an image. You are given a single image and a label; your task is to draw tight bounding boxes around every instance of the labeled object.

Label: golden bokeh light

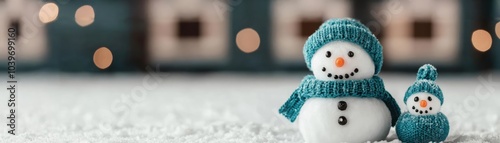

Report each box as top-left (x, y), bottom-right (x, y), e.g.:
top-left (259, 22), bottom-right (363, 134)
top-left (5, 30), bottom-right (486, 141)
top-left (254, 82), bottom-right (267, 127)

top-left (471, 29), bottom-right (492, 52)
top-left (236, 28), bottom-right (260, 53)
top-left (495, 22), bottom-right (500, 39)
top-left (39, 3), bottom-right (59, 24)
top-left (93, 47), bottom-right (113, 70)
top-left (75, 5), bottom-right (95, 27)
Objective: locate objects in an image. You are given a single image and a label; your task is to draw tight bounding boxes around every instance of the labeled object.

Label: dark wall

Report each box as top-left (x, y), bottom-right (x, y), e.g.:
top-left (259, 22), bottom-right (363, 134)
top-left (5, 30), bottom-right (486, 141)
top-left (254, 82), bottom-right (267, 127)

top-left (46, 0), bottom-right (138, 72)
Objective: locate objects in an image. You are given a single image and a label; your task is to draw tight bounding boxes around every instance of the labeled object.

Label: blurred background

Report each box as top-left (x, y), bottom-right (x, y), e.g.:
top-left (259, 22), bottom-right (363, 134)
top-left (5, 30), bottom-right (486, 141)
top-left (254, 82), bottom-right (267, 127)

top-left (0, 0), bottom-right (498, 73)
top-left (0, 0), bottom-right (499, 142)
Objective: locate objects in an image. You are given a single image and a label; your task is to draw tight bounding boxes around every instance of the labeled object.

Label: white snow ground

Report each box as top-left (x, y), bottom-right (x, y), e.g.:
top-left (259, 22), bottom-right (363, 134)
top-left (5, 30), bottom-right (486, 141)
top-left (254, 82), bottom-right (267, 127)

top-left (0, 72), bottom-right (499, 143)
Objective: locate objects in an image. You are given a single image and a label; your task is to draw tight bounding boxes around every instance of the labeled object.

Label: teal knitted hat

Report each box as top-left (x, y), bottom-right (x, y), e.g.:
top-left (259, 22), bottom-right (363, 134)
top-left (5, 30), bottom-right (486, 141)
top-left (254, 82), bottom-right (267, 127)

top-left (404, 64), bottom-right (444, 105)
top-left (303, 18), bottom-right (383, 74)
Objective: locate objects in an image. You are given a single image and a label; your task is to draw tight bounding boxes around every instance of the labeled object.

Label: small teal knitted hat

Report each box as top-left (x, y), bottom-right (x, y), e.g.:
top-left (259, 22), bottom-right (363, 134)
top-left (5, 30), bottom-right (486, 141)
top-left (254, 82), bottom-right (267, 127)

top-left (404, 64), bottom-right (444, 105)
top-left (303, 18), bottom-right (383, 74)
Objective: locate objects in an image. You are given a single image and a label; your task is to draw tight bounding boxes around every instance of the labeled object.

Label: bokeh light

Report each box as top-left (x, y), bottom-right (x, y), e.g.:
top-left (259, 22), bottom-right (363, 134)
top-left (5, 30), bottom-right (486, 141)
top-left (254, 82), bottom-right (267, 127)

top-left (471, 29), bottom-right (492, 52)
top-left (495, 22), bottom-right (500, 39)
top-left (93, 47), bottom-right (113, 70)
top-left (75, 5), bottom-right (95, 27)
top-left (39, 3), bottom-right (59, 24)
top-left (236, 28), bottom-right (260, 53)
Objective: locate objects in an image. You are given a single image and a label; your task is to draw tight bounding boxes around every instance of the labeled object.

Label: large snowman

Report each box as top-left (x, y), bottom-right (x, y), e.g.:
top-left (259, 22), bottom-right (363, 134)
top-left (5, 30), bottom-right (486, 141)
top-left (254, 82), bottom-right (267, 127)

top-left (279, 18), bottom-right (401, 143)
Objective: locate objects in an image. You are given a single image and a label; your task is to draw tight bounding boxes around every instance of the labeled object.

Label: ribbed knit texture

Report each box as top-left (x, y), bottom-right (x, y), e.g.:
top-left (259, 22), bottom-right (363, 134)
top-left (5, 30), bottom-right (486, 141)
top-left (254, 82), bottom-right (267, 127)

top-left (303, 18), bottom-right (383, 75)
top-left (278, 75), bottom-right (401, 126)
top-left (404, 64), bottom-right (444, 105)
top-left (396, 112), bottom-right (450, 143)
top-left (416, 64), bottom-right (437, 81)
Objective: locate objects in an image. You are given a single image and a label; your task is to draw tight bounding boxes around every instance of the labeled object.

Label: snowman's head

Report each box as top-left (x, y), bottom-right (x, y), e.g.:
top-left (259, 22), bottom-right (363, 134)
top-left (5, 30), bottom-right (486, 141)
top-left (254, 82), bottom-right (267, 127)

top-left (303, 18), bottom-right (383, 79)
top-left (310, 41), bottom-right (375, 81)
top-left (406, 92), bottom-right (441, 115)
top-left (404, 64), bottom-right (444, 115)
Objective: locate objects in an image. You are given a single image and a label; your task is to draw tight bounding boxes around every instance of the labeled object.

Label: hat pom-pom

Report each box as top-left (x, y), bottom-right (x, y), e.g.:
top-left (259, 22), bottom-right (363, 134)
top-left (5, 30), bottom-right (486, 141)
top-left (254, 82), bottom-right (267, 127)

top-left (416, 64), bottom-right (438, 81)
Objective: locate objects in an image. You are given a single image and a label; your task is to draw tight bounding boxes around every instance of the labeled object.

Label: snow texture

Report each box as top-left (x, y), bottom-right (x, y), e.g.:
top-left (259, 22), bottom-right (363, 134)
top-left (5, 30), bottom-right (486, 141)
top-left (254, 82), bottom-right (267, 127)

top-left (0, 72), bottom-right (499, 143)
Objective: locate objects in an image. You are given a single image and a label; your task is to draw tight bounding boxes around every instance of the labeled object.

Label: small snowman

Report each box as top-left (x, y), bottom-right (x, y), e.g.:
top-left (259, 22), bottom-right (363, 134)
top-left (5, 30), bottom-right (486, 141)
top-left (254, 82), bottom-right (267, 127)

top-left (279, 18), bottom-right (401, 143)
top-left (395, 64), bottom-right (450, 143)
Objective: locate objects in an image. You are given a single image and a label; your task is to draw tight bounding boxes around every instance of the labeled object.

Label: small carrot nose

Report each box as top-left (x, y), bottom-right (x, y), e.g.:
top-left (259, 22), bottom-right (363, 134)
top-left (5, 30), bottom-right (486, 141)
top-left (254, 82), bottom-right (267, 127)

top-left (420, 100), bottom-right (427, 108)
top-left (335, 57), bottom-right (345, 67)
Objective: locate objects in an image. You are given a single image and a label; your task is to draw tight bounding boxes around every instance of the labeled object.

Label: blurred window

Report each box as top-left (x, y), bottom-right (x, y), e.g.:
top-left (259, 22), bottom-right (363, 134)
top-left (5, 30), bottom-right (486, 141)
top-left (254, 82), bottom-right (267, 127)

top-left (177, 18), bottom-right (201, 38)
top-left (9, 21), bottom-right (20, 37)
top-left (413, 20), bottom-right (433, 38)
top-left (300, 19), bottom-right (323, 37)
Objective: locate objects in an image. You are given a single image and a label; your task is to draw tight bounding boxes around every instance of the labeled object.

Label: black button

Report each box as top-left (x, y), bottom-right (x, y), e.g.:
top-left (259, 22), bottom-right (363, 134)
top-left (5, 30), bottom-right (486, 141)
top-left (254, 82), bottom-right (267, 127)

top-left (338, 101), bottom-right (347, 110)
top-left (338, 116), bottom-right (347, 125)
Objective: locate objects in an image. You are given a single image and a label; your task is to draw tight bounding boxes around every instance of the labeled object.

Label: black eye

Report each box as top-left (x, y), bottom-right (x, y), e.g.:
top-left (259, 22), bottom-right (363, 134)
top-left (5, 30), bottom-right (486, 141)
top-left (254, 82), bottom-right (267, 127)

top-left (348, 51), bottom-right (354, 57)
top-left (414, 97), bottom-right (419, 102)
top-left (326, 51), bottom-right (331, 58)
top-left (428, 96), bottom-right (432, 101)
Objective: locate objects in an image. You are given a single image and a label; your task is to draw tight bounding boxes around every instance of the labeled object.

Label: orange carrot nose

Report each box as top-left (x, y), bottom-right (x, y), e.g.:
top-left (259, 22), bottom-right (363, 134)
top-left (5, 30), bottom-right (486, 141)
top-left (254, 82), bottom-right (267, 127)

top-left (335, 57), bottom-right (345, 67)
top-left (420, 100), bottom-right (427, 108)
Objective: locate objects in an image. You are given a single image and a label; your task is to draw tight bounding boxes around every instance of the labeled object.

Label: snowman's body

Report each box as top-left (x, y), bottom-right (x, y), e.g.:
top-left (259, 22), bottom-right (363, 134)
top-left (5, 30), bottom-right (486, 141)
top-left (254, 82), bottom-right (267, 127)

top-left (299, 41), bottom-right (393, 142)
top-left (298, 97), bottom-right (392, 143)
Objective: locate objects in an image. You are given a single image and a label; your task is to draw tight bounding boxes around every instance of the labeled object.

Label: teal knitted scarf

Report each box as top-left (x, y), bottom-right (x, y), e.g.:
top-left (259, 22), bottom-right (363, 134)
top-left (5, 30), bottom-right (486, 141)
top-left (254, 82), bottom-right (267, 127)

top-left (279, 75), bottom-right (401, 126)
